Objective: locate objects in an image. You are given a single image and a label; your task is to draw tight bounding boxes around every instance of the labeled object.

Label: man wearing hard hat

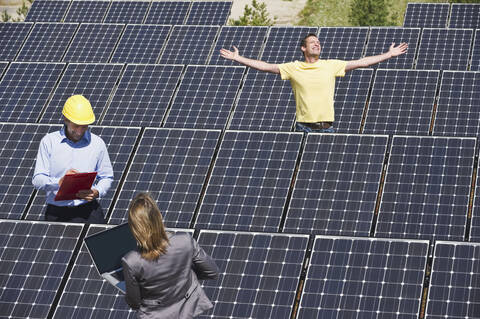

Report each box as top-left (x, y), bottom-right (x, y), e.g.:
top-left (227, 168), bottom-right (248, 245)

top-left (33, 95), bottom-right (114, 223)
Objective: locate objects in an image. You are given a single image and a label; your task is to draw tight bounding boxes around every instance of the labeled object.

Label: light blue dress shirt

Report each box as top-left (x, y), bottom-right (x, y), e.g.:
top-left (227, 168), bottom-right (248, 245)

top-left (32, 126), bottom-right (114, 206)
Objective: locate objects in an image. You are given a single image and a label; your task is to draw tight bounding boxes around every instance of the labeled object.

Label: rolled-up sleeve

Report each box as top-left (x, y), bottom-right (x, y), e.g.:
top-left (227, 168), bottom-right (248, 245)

top-left (191, 237), bottom-right (219, 280)
top-left (94, 141), bottom-right (113, 198)
top-left (32, 136), bottom-right (60, 192)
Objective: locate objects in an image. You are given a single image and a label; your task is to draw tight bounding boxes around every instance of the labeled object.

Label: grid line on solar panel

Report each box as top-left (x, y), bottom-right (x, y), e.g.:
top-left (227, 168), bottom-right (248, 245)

top-left (260, 26), bottom-right (318, 63)
top-left (64, 0), bottom-right (111, 23)
top-left (298, 236), bottom-right (429, 319)
top-left (16, 23), bottom-right (78, 62)
top-left (164, 65), bottom-right (244, 130)
top-left (39, 63), bottom-right (124, 124)
top-left (144, 1), bottom-right (190, 25)
top-left (0, 123), bottom-right (60, 220)
top-left (365, 27), bottom-right (420, 69)
top-left (425, 241), bottom-right (480, 318)
top-left (433, 71), bottom-right (480, 137)
top-left (63, 23), bottom-right (124, 63)
top-left (197, 230), bottom-right (309, 319)
top-left (449, 3), bottom-right (480, 29)
top-left (101, 64), bottom-right (183, 127)
top-left (25, 125), bottom-right (141, 221)
top-left (362, 69), bottom-right (439, 135)
top-left (0, 62), bottom-right (65, 123)
top-left (403, 3), bottom-right (450, 28)
top-left (376, 136), bottom-right (475, 241)
top-left (159, 25), bottom-right (219, 65)
top-left (0, 23), bottom-right (33, 61)
top-left (109, 128), bottom-right (221, 227)
top-left (0, 220), bottom-right (83, 319)
top-left (110, 24), bottom-right (171, 64)
top-left (25, 0), bottom-right (71, 22)
top-left (471, 29), bottom-right (480, 71)
top-left (185, 1), bottom-right (232, 25)
top-left (317, 27), bottom-right (369, 60)
top-left (284, 134), bottom-right (388, 236)
top-left (103, 0), bottom-right (150, 24)
top-left (195, 131), bottom-right (303, 232)
top-left (209, 26), bottom-right (268, 66)
top-left (416, 28), bottom-right (473, 71)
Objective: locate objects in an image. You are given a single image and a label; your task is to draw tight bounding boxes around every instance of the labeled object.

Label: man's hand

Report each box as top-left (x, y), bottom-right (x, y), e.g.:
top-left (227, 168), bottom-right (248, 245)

top-left (59, 169), bottom-right (79, 186)
top-left (389, 42), bottom-right (408, 57)
top-left (220, 46), bottom-right (239, 61)
top-left (76, 188), bottom-right (99, 201)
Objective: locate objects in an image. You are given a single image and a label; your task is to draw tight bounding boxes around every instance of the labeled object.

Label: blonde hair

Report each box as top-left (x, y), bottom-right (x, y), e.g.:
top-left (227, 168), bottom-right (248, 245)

top-left (128, 193), bottom-right (169, 260)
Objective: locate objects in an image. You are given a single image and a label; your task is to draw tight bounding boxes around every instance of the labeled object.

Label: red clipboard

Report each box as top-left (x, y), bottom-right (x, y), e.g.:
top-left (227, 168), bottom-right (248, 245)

top-left (54, 172), bottom-right (97, 201)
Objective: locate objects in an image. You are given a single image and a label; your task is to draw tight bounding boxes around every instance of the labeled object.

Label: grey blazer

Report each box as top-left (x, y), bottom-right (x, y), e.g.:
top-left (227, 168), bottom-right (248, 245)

top-left (122, 232), bottom-right (219, 319)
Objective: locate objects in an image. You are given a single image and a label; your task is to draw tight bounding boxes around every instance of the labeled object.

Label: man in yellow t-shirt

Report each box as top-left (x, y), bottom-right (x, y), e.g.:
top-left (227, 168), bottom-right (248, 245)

top-left (220, 33), bottom-right (408, 133)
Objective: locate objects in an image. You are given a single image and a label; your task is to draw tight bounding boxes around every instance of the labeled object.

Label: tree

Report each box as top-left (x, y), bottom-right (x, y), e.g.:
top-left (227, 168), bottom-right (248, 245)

top-left (229, 0), bottom-right (276, 26)
top-left (349, 0), bottom-right (395, 26)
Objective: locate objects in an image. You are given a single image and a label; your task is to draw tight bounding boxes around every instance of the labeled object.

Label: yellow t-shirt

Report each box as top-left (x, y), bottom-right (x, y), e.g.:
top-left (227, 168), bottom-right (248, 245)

top-left (278, 59), bottom-right (347, 123)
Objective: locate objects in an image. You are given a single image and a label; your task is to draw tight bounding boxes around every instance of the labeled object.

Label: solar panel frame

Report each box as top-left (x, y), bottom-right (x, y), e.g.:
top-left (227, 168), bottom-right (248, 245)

top-left (471, 29), bottom-right (480, 71)
top-left (144, 1), bottom-right (191, 25)
top-left (0, 62), bottom-right (9, 81)
top-left (449, 3), bottom-right (480, 29)
top-left (185, 1), bottom-right (232, 25)
top-left (64, 0), bottom-right (111, 23)
top-left (469, 145), bottom-right (480, 242)
top-left (317, 27), bottom-right (369, 60)
top-left (403, 3), bottom-right (450, 28)
top-left (103, 0), bottom-right (150, 24)
top-left (0, 22), bottom-right (33, 61)
top-left (25, 0), bottom-right (71, 22)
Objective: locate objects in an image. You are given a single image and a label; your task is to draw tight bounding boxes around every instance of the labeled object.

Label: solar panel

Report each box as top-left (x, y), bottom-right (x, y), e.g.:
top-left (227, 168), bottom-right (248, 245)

top-left (416, 29), bottom-right (473, 71)
top-left (470, 29), bottom-right (480, 71)
top-left (0, 123), bottom-right (59, 220)
top-left (260, 26), bottom-right (318, 63)
top-left (25, 0), bottom-right (70, 22)
top-left (103, 1), bottom-right (149, 24)
top-left (64, 0), bottom-right (110, 23)
top-left (0, 23), bottom-right (32, 61)
top-left (425, 241), bottom-right (480, 318)
top-left (144, 1), bottom-right (190, 25)
top-left (101, 64), bottom-right (183, 127)
top-left (186, 1), bottom-right (232, 25)
top-left (433, 71), bottom-right (480, 137)
top-left (195, 131), bottom-right (302, 232)
top-left (470, 160), bottom-right (480, 242)
top-left (110, 24), bottom-right (170, 64)
top-left (298, 236), bottom-right (428, 318)
top-left (0, 62), bottom-right (65, 123)
top-left (39, 63), bottom-right (124, 124)
top-left (16, 23), bottom-right (78, 62)
top-left (164, 65), bottom-right (244, 130)
top-left (318, 27), bottom-right (368, 60)
top-left (158, 25), bottom-right (219, 65)
top-left (25, 126), bottom-right (141, 221)
top-left (403, 3), bottom-right (450, 28)
top-left (228, 69), bottom-right (296, 131)
top-left (363, 69), bottom-right (439, 135)
top-left (284, 134), bottom-right (388, 236)
top-left (376, 136), bottom-right (475, 241)
top-left (0, 220), bottom-right (83, 319)
top-left (209, 26), bottom-right (268, 66)
top-left (63, 24), bottom-right (124, 63)
top-left (334, 68), bottom-right (373, 134)
top-left (449, 3), bottom-right (480, 29)
top-left (109, 128), bottom-right (221, 227)
top-left (364, 27), bottom-right (420, 69)
top-left (197, 230), bottom-right (309, 319)
top-left (0, 62), bottom-right (7, 78)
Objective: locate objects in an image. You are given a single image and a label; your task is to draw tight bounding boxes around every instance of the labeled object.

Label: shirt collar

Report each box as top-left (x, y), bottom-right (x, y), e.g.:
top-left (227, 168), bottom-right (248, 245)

top-left (60, 125), bottom-right (91, 145)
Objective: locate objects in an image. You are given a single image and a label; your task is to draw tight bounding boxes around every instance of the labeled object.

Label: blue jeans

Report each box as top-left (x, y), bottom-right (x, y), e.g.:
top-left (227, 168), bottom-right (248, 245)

top-left (295, 122), bottom-right (335, 133)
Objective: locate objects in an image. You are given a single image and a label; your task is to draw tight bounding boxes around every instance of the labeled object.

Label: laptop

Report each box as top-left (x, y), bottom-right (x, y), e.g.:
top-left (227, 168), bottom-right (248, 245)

top-left (84, 223), bottom-right (138, 293)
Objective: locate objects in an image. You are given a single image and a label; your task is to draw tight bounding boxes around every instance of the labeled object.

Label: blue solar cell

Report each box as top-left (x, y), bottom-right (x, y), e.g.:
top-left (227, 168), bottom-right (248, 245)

top-left (25, 0), bottom-right (70, 22)
top-left (0, 62), bottom-right (65, 122)
top-left (449, 4), bottom-right (480, 28)
top-left (63, 24), bottom-right (124, 63)
top-left (299, 237), bottom-right (428, 319)
top-left (416, 29), bottom-right (473, 71)
top-left (195, 131), bottom-right (302, 232)
top-left (470, 30), bottom-right (480, 71)
top-left (110, 25), bottom-right (171, 64)
top-left (318, 27), bottom-right (368, 60)
top-left (144, 1), bottom-right (190, 25)
top-left (16, 23), bottom-right (78, 62)
top-left (64, 0), bottom-right (110, 23)
top-left (103, 1), bottom-right (149, 24)
top-left (433, 71), bottom-right (480, 137)
top-left (376, 136), bottom-right (475, 241)
top-left (363, 69), bottom-right (439, 135)
top-left (285, 134), bottom-right (388, 236)
top-left (198, 230), bottom-right (308, 319)
top-left (164, 65), bottom-right (244, 130)
top-left (0, 23), bottom-right (32, 61)
top-left (109, 128), bottom-right (221, 227)
top-left (186, 1), bottom-right (232, 25)
top-left (403, 3), bottom-right (450, 28)
top-left (39, 63), bottom-right (123, 124)
top-left (159, 25), bottom-right (219, 65)
top-left (261, 27), bottom-right (318, 63)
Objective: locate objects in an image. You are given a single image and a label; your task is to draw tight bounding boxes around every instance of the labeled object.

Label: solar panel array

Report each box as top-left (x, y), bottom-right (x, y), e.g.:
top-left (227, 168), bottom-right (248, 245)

top-left (449, 3), bottom-right (480, 29)
top-left (403, 3), bottom-right (450, 28)
top-left (0, 22), bottom-right (33, 61)
top-left (25, 0), bottom-right (70, 23)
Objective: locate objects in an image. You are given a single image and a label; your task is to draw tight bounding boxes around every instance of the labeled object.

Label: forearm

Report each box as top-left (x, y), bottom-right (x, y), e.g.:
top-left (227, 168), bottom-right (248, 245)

top-left (32, 173), bottom-right (60, 192)
top-left (358, 51), bottom-right (393, 68)
top-left (233, 55), bottom-right (279, 74)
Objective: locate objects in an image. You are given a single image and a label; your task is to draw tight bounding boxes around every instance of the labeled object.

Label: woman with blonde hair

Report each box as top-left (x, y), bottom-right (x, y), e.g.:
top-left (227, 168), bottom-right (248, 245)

top-left (122, 193), bottom-right (219, 318)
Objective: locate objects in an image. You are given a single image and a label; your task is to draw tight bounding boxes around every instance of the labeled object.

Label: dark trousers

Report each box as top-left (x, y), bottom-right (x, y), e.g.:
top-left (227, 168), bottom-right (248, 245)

top-left (45, 200), bottom-right (106, 224)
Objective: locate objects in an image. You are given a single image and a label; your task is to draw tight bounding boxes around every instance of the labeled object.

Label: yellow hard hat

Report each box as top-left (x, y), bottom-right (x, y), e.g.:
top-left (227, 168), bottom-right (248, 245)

top-left (62, 95), bottom-right (95, 125)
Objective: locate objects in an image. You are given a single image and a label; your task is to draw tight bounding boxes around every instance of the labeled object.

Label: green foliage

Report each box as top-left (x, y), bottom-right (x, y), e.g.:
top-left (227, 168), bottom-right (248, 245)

top-left (349, 0), bottom-right (396, 26)
top-left (1, 10), bottom-right (12, 22)
top-left (1, 0), bottom-right (32, 22)
top-left (229, 0), bottom-right (276, 26)
top-left (449, 0), bottom-right (480, 2)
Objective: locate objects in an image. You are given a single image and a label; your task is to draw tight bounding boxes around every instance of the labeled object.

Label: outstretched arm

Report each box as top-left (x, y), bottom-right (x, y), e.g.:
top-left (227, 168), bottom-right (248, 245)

top-left (345, 42), bottom-right (408, 71)
top-left (220, 46), bottom-right (280, 74)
